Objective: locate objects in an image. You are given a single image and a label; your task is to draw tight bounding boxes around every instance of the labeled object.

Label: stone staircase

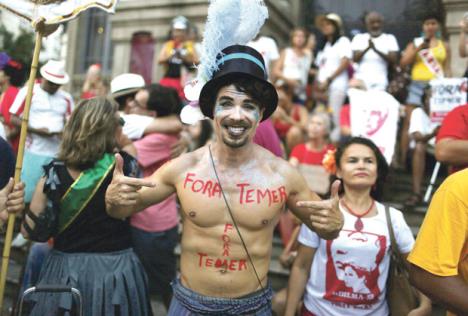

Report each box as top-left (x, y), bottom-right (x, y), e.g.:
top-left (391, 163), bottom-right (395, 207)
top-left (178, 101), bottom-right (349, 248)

top-left (0, 236), bottom-right (29, 315)
top-left (0, 167), bottom-right (448, 315)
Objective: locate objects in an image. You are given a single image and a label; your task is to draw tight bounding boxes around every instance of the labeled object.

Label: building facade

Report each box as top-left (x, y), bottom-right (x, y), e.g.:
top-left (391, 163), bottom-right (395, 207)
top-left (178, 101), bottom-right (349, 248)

top-left (59, 0), bottom-right (468, 95)
top-left (64, 0), bottom-right (301, 95)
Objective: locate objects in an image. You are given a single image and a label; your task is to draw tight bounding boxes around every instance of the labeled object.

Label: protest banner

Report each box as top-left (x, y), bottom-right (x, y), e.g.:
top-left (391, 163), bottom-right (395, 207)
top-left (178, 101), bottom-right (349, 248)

top-left (348, 88), bottom-right (400, 164)
top-left (430, 78), bottom-right (468, 123)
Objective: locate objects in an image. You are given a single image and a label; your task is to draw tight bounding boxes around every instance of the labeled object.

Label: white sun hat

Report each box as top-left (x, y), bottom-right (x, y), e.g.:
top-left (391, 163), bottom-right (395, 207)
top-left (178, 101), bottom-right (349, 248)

top-left (172, 16), bottom-right (189, 30)
top-left (180, 101), bottom-right (206, 125)
top-left (40, 60), bottom-right (69, 85)
top-left (110, 73), bottom-right (145, 98)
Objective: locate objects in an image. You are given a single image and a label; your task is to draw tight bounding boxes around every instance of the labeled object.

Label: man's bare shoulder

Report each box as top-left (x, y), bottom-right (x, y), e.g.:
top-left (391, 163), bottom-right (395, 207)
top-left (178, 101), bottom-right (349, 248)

top-left (254, 145), bottom-right (302, 182)
top-left (163, 146), bottom-right (206, 173)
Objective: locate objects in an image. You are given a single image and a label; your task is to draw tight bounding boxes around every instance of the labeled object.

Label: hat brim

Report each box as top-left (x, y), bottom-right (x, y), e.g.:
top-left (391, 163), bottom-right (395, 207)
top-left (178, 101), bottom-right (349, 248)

top-left (40, 68), bottom-right (69, 85)
top-left (111, 87), bottom-right (141, 99)
top-left (199, 72), bottom-right (278, 122)
top-left (315, 15), bottom-right (343, 30)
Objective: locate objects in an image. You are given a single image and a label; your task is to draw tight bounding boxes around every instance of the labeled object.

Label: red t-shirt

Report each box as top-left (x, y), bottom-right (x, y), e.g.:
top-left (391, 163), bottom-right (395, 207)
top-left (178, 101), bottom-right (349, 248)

top-left (340, 104), bottom-right (350, 128)
top-left (290, 143), bottom-right (335, 165)
top-left (436, 104), bottom-right (468, 172)
top-left (1, 86), bottom-right (19, 124)
top-left (0, 86), bottom-right (19, 153)
top-left (273, 105), bottom-right (302, 138)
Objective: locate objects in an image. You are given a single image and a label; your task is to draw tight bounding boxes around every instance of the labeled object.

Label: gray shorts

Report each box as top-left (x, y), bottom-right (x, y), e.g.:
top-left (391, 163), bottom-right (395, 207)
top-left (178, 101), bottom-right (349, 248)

top-left (167, 278), bottom-right (273, 315)
top-left (406, 80), bottom-right (429, 106)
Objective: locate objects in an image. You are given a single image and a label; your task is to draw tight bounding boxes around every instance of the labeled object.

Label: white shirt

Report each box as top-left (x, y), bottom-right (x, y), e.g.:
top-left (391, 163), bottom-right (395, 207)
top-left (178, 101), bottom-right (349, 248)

top-left (10, 84), bottom-right (73, 157)
top-left (120, 112), bottom-right (153, 140)
top-left (316, 36), bottom-right (352, 91)
top-left (409, 107), bottom-right (438, 148)
top-left (281, 47), bottom-right (312, 87)
top-left (0, 122), bottom-right (6, 140)
top-left (299, 202), bottom-right (414, 316)
top-left (247, 36), bottom-right (280, 78)
top-left (351, 33), bottom-right (399, 90)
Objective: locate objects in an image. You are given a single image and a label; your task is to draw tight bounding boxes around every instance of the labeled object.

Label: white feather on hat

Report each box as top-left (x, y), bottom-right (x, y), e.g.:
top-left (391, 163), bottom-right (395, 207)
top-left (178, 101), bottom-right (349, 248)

top-left (184, 0), bottom-right (268, 102)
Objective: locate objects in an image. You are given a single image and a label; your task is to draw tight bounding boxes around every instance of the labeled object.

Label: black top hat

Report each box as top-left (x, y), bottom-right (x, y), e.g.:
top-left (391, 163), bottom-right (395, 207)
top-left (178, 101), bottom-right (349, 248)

top-left (199, 45), bottom-right (278, 121)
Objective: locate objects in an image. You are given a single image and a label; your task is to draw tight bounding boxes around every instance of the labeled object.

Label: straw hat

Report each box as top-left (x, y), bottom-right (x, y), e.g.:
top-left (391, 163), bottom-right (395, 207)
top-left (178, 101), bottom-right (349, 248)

top-left (40, 60), bottom-right (69, 85)
top-left (316, 13), bottom-right (343, 30)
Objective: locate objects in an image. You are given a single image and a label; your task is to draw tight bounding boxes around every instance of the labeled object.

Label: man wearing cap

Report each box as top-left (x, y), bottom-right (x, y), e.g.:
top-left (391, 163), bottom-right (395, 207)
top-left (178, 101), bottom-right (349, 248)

top-left (10, 60), bottom-right (74, 203)
top-left (106, 45), bottom-right (343, 315)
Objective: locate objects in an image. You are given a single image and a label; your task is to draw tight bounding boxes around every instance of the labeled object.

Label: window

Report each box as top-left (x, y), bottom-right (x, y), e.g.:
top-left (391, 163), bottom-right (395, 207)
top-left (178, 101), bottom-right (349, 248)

top-left (74, 8), bottom-right (113, 75)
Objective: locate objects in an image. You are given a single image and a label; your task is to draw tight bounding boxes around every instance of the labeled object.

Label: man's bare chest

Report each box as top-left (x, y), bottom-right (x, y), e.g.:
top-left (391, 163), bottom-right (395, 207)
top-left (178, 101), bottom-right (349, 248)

top-left (175, 170), bottom-right (288, 227)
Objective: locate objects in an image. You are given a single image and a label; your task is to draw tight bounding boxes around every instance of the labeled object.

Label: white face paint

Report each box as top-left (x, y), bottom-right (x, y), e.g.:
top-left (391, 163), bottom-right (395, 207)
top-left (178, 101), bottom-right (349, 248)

top-left (213, 85), bottom-right (263, 148)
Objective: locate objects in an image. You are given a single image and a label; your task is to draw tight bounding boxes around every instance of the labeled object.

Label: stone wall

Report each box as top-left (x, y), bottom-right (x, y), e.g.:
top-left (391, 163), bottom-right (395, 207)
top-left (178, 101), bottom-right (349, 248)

top-left (443, 0), bottom-right (468, 77)
top-left (65, 0), bottom-right (300, 94)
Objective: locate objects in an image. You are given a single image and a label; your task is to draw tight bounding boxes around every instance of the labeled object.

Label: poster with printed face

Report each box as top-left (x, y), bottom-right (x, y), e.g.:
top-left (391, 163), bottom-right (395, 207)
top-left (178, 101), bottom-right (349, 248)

top-left (324, 229), bottom-right (387, 309)
top-left (430, 78), bottom-right (468, 123)
top-left (348, 89), bottom-right (400, 164)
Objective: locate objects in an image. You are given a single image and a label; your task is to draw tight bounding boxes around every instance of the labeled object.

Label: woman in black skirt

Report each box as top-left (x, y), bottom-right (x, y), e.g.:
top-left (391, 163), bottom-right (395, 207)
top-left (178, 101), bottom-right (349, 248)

top-left (21, 97), bottom-right (152, 316)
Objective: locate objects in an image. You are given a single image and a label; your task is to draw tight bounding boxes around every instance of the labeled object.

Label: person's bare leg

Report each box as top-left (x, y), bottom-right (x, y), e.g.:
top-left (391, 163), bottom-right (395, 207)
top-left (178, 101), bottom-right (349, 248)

top-left (412, 142), bottom-right (426, 195)
top-left (399, 105), bottom-right (415, 168)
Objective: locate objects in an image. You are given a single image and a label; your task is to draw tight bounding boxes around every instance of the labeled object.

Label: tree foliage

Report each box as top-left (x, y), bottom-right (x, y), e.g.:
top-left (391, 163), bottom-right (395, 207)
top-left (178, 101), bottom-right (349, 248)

top-left (0, 24), bottom-right (35, 66)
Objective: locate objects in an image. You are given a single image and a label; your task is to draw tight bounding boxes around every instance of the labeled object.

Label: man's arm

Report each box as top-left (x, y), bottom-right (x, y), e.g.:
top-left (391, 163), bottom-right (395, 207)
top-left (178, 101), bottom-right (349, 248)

top-left (443, 42), bottom-right (452, 77)
top-left (400, 42), bottom-right (426, 68)
top-left (10, 114), bottom-right (58, 137)
top-left (409, 264), bottom-right (468, 314)
top-left (143, 115), bottom-right (183, 135)
top-left (435, 138), bottom-right (468, 166)
top-left (324, 57), bottom-right (350, 88)
top-left (459, 20), bottom-right (468, 58)
top-left (286, 165), bottom-right (343, 240)
top-left (105, 153), bottom-right (177, 219)
top-left (412, 126), bottom-right (439, 143)
top-left (10, 114), bottom-right (22, 128)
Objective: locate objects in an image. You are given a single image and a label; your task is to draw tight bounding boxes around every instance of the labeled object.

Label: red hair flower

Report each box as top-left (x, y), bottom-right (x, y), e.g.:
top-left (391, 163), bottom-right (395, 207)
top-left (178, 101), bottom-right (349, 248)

top-left (322, 148), bottom-right (337, 175)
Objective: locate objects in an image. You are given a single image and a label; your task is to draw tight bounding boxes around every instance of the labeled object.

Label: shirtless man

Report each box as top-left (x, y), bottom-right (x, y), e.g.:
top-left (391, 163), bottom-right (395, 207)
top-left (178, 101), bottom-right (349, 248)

top-left (106, 45), bottom-right (343, 315)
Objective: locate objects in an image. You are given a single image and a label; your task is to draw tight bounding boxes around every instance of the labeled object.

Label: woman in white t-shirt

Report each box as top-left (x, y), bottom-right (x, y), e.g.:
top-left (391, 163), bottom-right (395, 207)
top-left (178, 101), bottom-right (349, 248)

top-left (284, 137), bottom-right (431, 316)
top-left (273, 27), bottom-right (312, 103)
top-left (314, 13), bottom-right (352, 142)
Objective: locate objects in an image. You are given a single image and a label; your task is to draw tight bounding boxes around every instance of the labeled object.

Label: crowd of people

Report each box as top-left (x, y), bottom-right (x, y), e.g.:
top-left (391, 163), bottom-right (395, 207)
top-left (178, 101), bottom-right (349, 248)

top-left (0, 7), bottom-right (467, 316)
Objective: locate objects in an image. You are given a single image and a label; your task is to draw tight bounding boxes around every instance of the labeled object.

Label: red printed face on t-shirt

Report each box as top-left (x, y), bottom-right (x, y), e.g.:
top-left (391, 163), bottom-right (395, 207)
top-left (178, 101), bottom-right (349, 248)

top-left (324, 229), bottom-right (387, 308)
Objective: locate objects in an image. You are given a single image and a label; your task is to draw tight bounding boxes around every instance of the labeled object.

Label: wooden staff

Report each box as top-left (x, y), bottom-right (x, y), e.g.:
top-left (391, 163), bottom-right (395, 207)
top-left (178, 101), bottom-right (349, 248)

top-left (0, 30), bottom-right (43, 313)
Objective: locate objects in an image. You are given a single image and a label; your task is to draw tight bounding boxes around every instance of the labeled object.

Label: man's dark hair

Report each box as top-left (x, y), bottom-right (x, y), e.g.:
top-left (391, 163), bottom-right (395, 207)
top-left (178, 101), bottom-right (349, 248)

top-left (114, 93), bottom-right (135, 111)
top-left (146, 84), bottom-right (182, 117)
top-left (333, 136), bottom-right (389, 201)
top-left (212, 76), bottom-right (269, 111)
